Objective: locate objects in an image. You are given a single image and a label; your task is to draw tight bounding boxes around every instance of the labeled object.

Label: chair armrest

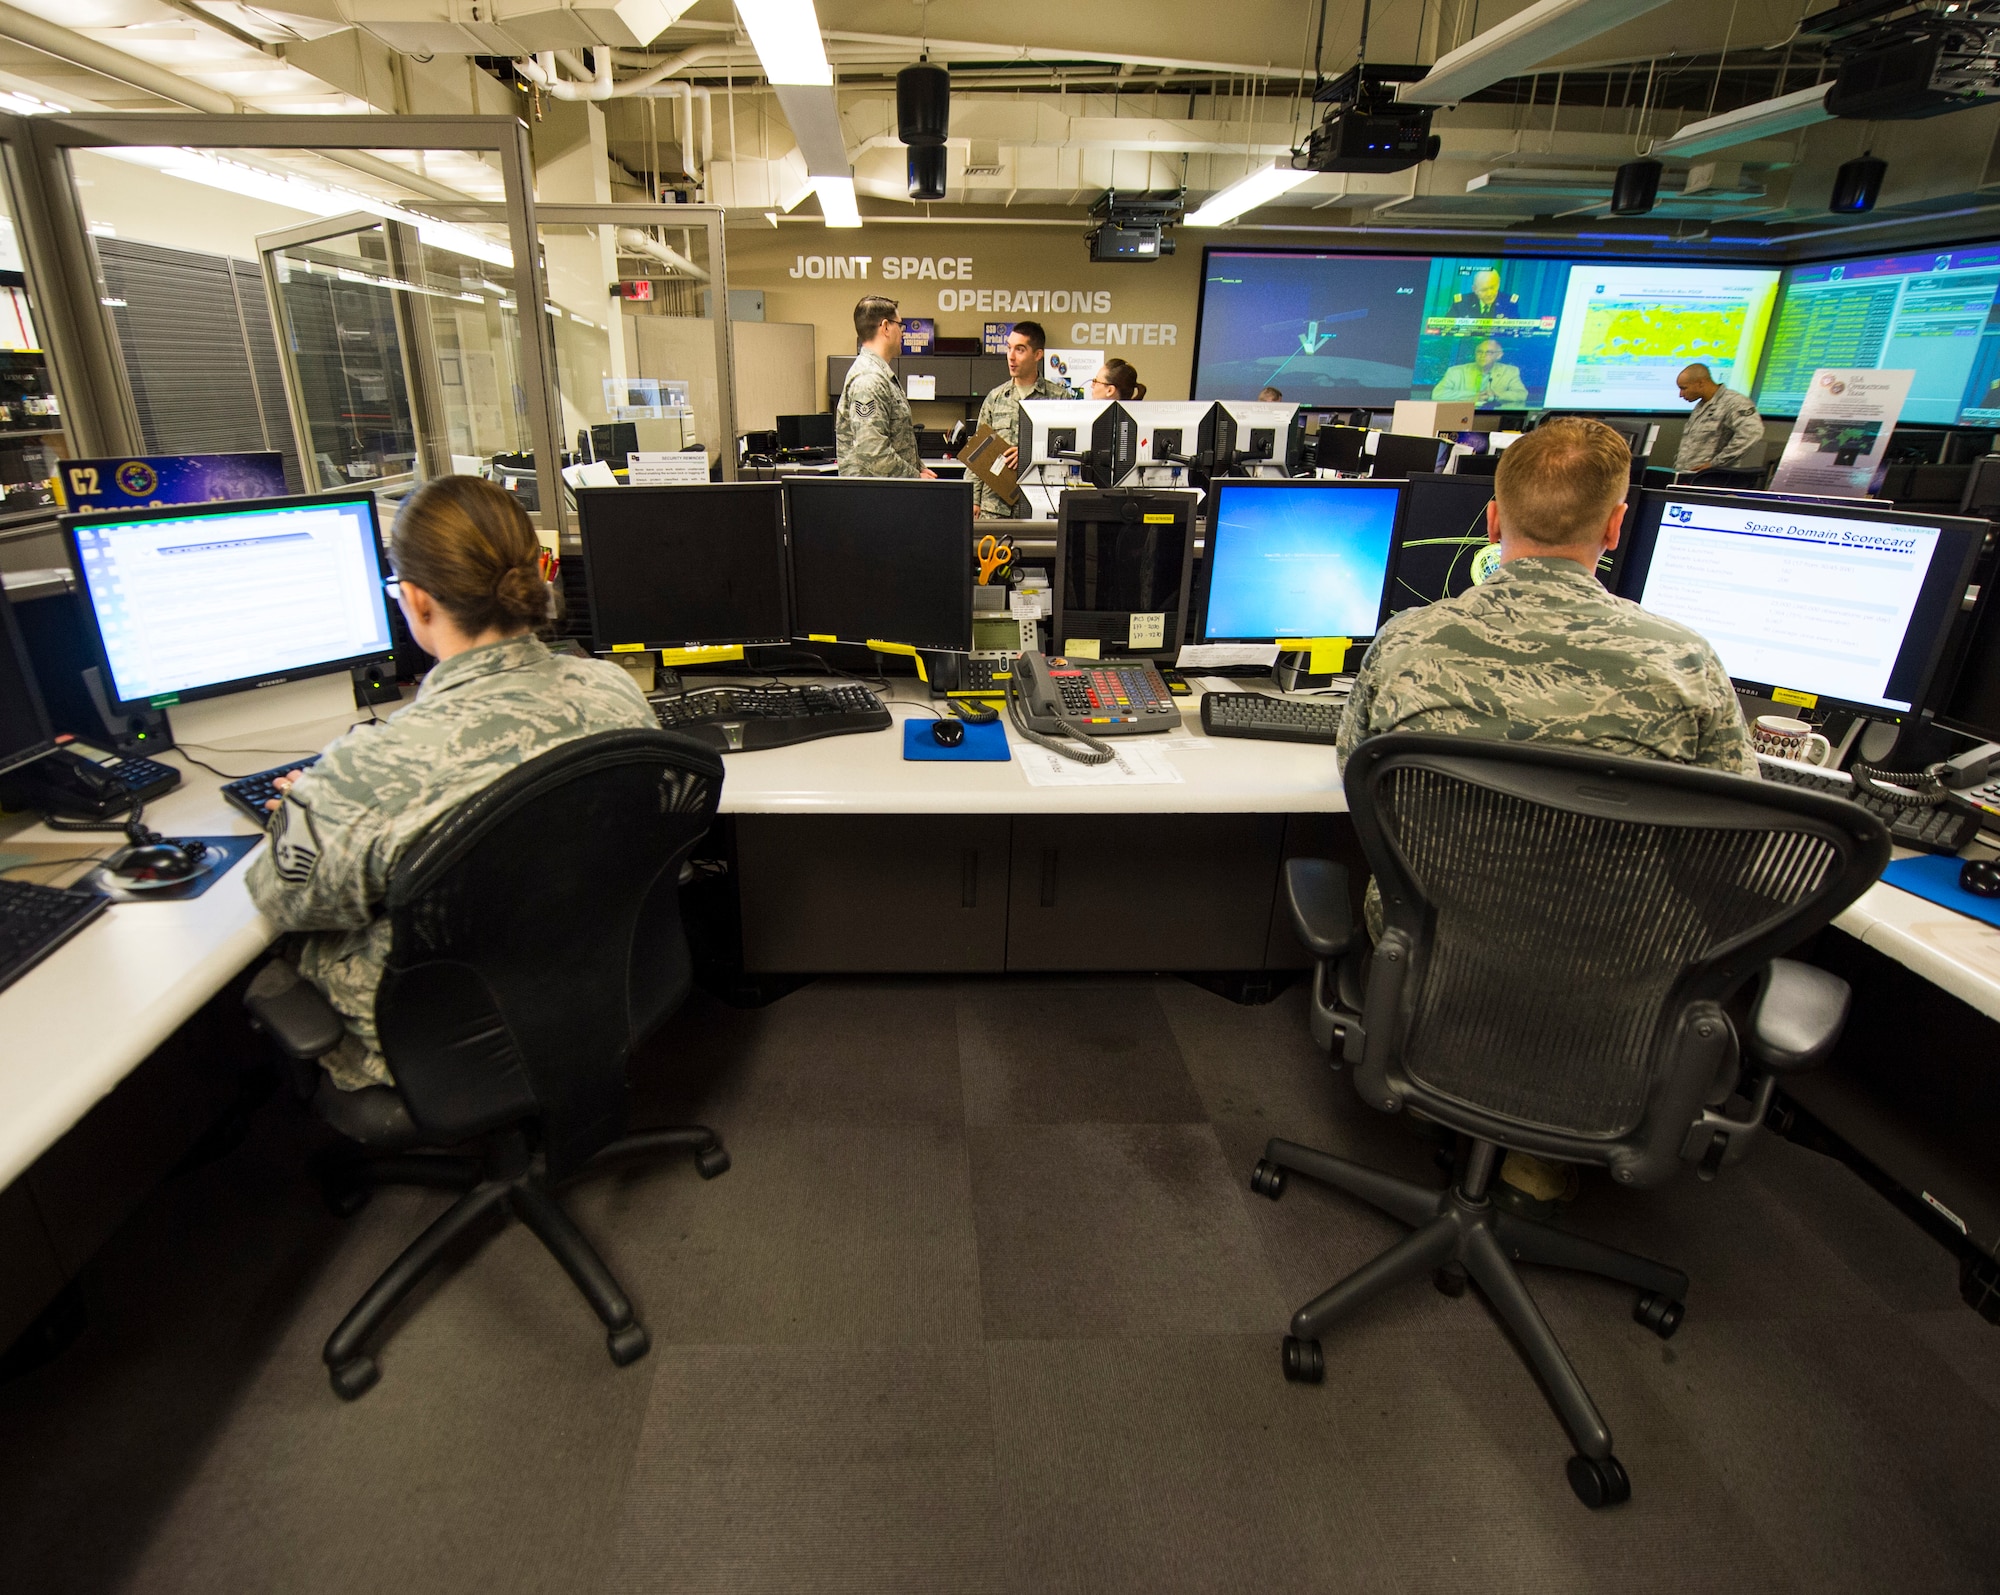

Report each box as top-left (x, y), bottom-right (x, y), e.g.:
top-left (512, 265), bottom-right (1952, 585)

top-left (243, 959), bottom-right (347, 1061)
top-left (1746, 959), bottom-right (1850, 1073)
top-left (1284, 858), bottom-right (1355, 960)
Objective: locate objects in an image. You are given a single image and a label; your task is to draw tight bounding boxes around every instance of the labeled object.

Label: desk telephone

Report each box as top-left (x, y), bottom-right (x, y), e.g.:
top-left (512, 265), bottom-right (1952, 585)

top-left (1004, 651), bottom-right (1178, 765)
top-left (0, 741), bottom-right (180, 819)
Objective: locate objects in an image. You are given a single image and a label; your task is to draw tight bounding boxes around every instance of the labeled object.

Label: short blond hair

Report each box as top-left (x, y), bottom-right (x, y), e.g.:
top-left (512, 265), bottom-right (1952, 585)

top-left (1494, 417), bottom-right (1630, 546)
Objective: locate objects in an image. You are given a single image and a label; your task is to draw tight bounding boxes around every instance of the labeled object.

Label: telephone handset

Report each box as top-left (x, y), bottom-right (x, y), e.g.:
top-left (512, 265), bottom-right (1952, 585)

top-left (1008, 652), bottom-right (1115, 764)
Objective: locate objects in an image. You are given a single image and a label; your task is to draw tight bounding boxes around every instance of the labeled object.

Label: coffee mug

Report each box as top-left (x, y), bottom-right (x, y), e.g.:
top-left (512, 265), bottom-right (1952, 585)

top-left (1752, 714), bottom-right (1832, 766)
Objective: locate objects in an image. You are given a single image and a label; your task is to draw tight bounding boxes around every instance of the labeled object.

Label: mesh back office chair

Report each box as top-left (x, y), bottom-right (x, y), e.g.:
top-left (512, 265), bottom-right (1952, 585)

top-left (1262, 735), bottom-right (1888, 1507)
top-left (245, 730), bottom-right (729, 1399)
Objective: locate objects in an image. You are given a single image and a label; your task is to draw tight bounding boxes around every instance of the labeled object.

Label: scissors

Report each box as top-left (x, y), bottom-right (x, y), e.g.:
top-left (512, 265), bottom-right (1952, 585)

top-left (976, 532), bottom-right (1014, 586)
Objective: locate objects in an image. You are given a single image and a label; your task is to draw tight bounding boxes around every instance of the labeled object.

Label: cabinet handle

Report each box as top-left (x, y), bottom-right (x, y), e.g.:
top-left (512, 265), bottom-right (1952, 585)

top-left (961, 847), bottom-right (978, 908)
top-left (1039, 847), bottom-right (1058, 908)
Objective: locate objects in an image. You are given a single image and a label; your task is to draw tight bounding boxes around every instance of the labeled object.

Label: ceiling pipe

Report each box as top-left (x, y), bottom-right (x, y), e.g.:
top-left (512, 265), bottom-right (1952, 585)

top-left (516, 41), bottom-right (735, 101)
top-left (615, 227), bottom-right (708, 280)
top-left (0, 0), bottom-right (238, 114)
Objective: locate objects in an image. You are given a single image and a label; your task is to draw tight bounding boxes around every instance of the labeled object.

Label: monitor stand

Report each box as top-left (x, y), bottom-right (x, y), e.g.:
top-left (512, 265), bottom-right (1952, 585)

top-left (167, 673), bottom-right (359, 758)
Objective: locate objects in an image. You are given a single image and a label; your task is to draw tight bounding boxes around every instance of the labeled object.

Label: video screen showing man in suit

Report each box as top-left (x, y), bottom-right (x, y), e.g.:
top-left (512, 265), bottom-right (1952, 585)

top-left (1432, 337), bottom-right (1530, 408)
top-left (1413, 257), bottom-right (1567, 408)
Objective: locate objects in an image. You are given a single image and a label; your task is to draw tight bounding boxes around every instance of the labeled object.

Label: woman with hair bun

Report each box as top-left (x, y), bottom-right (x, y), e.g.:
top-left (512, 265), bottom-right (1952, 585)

top-left (1089, 359), bottom-right (1146, 401)
top-left (246, 475), bottom-right (656, 1094)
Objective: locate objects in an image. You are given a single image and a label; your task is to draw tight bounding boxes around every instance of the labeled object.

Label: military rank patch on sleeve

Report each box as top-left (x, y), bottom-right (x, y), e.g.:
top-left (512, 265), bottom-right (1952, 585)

top-left (270, 802), bottom-right (320, 884)
top-left (853, 398), bottom-right (875, 416)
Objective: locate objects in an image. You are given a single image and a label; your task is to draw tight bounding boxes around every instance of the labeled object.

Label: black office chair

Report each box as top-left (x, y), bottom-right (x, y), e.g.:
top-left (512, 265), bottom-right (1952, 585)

top-left (1680, 464), bottom-right (1768, 490)
top-left (245, 729), bottom-right (730, 1399)
top-left (1262, 735), bottom-right (1888, 1507)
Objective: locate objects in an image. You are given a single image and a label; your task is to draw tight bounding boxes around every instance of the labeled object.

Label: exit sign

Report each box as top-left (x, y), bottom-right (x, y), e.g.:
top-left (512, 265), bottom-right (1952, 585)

top-left (614, 279), bottom-right (654, 301)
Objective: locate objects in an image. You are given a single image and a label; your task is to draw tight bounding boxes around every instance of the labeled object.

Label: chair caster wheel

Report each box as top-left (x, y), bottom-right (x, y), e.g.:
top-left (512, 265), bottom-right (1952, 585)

top-left (328, 1356), bottom-right (379, 1400)
top-left (1281, 1335), bottom-right (1324, 1384)
top-left (1566, 1453), bottom-right (1631, 1509)
top-left (695, 1145), bottom-right (731, 1180)
top-left (322, 1182), bottom-right (370, 1219)
top-left (1634, 1291), bottom-right (1684, 1339)
top-left (1433, 1263), bottom-right (1468, 1298)
top-left (607, 1322), bottom-right (651, 1367)
top-left (1250, 1160), bottom-right (1287, 1200)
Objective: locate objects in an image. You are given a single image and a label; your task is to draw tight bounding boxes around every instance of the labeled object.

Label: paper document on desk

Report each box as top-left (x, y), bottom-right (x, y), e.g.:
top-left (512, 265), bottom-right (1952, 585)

top-left (1016, 740), bottom-right (1184, 787)
top-left (1178, 644), bottom-right (1280, 669)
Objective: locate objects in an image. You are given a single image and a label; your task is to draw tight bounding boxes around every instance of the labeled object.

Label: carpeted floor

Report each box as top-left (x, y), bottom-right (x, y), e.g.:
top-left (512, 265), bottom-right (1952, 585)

top-left (1, 974), bottom-right (1996, 1594)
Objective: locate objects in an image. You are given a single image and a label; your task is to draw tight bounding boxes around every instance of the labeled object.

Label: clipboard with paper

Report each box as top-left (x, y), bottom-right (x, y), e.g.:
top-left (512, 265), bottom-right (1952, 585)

top-left (956, 423), bottom-right (1022, 507)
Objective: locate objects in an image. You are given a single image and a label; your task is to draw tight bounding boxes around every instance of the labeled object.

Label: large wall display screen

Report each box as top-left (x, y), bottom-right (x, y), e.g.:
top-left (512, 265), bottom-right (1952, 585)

top-left (1755, 244), bottom-right (2000, 425)
top-left (1194, 251), bottom-right (1780, 413)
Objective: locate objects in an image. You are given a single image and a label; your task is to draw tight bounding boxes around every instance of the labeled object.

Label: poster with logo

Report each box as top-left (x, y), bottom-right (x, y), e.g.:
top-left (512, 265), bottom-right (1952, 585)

top-left (55, 452), bottom-right (288, 512)
top-left (1041, 349), bottom-right (1102, 397)
top-left (900, 317), bottom-right (936, 354)
top-left (1767, 369), bottom-right (1915, 499)
top-left (983, 322), bottom-right (1015, 353)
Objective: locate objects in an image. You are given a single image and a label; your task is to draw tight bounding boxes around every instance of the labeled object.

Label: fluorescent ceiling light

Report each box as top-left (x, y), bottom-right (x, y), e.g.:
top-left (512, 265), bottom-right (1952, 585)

top-left (814, 174), bottom-right (862, 228)
top-left (736, 0), bottom-right (833, 87)
top-left (1400, 0), bottom-right (1674, 104)
top-left (1653, 83), bottom-right (1834, 157)
top-left (1185, 161), bottom-right (1314, 227)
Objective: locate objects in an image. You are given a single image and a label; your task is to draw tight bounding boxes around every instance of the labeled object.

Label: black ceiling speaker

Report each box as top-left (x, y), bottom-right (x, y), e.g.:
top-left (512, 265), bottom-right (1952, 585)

top-left (897, 62), bottom-right (950, 146)
top-left (908, 143), bottom-right (948, 201)
top-left (1830, 154), bottom-right (1887, 214)
top-left (1609, 159), bottom-right (1662, 216)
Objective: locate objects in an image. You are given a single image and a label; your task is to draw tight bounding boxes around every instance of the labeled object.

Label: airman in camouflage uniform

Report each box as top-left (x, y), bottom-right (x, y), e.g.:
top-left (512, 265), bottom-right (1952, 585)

top-left (973, 320), bottom-right (1069, 517)
top-left (836, 347), bottom-right (922, 478)
top-left (245, 634), bottom-right (656, 1090)
top-left (1674, 363), bottom-right (1766, 473)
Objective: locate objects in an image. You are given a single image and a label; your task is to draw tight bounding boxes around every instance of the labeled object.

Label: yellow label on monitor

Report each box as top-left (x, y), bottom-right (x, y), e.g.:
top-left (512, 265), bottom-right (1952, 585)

top-left (866, 640), bottom-right (928, 682)
top-left (610, 643), bottom-right (648, 654)
top-left (658, 644), bottom-right (744, 666)
top-left (1772, 687), bottom-right (1818, 709)
top-left (1062, 638), bottom-right (1102, 660)
top-left (1142, 512), bottom-right (1175, 523)
top-left (1276, 637), bottom-right (1353, 675)
top-left (806, 634), bottom-right (837, 643)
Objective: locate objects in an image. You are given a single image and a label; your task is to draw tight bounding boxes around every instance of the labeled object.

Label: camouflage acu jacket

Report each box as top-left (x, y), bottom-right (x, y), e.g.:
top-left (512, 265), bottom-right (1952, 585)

top-left (1674, 385), bottom-right (1765, 472)
top-left (244, 634), bottom-right (656, 1090)
top-left (836, 348), bottom-right (921, 478)
top-left (1338, 555), bottom-right (1757, 775)
top-left (973, 374), bottom-right (1069, 516)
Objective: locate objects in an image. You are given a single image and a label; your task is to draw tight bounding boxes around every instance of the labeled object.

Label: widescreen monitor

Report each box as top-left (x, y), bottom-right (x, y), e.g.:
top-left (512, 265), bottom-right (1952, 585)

top-left (0, 589), bottom-right (57, 777)
top-left (1383, 475), bottom-right (1497, 619)
top-left (1936, 575), bottom-right (2000, 745)
top-left (1618, 489), bottom-right (1983, 721)
top-left (62, 492), bottom-right (394, 714)
top-left (1194, 249), bottom-right (1779, 414)
top-left (777, 412), bottom-right (836, 451)
top-left (1756, 242), bottom-right (2000, 425)
top-left (785, 477), bottom-right (974, 652)
top-left (1198, 480), bottom-right (1403, 644)
top-left (575, 483), bottom-right (789, 652)
top-left (1370, 433), bottom-right (1448, 478)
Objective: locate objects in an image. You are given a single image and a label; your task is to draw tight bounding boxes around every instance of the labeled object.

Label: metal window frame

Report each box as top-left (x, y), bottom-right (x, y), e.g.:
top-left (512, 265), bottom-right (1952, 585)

top-left (20, 113), bottom-right (569, 524)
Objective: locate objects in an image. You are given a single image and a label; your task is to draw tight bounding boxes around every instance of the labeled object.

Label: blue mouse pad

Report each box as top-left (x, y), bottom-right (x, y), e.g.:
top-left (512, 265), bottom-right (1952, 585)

top-left (903, 717), bottom-right (1011, 761)
top-left (82, 833), bottom-right (262, 903)
top-left (1881, 854), bottom-right (2000, 929)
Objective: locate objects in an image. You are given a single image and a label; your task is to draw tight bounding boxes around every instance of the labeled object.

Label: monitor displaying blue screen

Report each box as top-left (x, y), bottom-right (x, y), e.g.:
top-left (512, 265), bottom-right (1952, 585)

top-left (67, 494), bottom-right (393, 709)
top-left (1756, 242), bottom-right (2000, 424)
top-left (1195, 250), bottom-right (1778, 413)
top-left (1201, 482), bottom-right (1401, 642)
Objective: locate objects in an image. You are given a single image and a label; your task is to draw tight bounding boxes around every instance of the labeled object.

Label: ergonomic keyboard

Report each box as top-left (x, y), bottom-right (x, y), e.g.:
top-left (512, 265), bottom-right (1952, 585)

top-left (650, 684), bottom-right (891, 753)
top-left (1755, 751), bottom-right (1984, 856)
top-left (0, 877), bottom-right (108, 994)
top-left (1200, 692), bottom-right (1343, 746)
top-left (221, 755), bottom-right (322, 825)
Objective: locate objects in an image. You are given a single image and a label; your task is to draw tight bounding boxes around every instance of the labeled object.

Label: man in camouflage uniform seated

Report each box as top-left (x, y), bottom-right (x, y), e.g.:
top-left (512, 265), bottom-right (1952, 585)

top-left (972, 319), bottom-right (1068, 518)
top-left (1337, 415), bottom-right (1757, 1211)
top-left (246, 477), bottom-right (656, 1093)
top-left (836, 294), bottom-right (932, 480)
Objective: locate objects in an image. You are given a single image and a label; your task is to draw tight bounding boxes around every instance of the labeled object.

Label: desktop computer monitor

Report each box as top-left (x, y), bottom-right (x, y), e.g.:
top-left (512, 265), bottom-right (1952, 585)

top-left (785, 477), bottom-right (974, 652)
top-left (1020, 399), bottom-right (1137, 488)
top-left (574, 483), bottom-right (789, 652)
top-left (0, 589), bottom-right (57, 777)
top-left (62, 491), bottom-right (395, 714)
top-left (1935, 572), bottom-right (2000, 746)
top-left (1313, 425), bottom-right (1368, 473)
top-left (1219, 401), bottom-right (1303, 472)
top-left (586, 421), bottom-right (639, 465)
top-left (1370, 432), bottom-right (1449, 479)
top-left (1382, 474), bottom-right (1496, 620)
top-left (1053, 490), bottom-right (1198, 659)
top-left (1618, 488), bottom-right (1984, 721)
top-left (1198, 480), bottom-right (1404, 645)
top-left (776, 413), bottom-right (836, 452)
top-left (1121, 402), bottom-right (1234, 474)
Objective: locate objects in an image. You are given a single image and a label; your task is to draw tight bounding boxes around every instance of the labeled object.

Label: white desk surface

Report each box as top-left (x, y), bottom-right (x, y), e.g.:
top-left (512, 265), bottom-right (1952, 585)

top-left (1834, 873), bottom-right (2000, 1025)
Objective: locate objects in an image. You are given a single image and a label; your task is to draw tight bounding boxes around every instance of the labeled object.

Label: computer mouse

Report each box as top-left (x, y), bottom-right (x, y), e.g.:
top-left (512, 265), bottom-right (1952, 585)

top-left (106, 841), bottom-right (199, 883)
top-left (931, 718), bottom-right (965, 747)
top-left (1960, 857), bottom-right (2000, 898)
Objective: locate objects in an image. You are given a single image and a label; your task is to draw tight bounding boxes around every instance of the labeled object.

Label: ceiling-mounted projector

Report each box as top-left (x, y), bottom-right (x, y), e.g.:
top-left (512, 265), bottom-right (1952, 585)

top-left (1301, 64), bottom-right (1442, 173)
top-left (1806, 0), bottom-right (2000, 119)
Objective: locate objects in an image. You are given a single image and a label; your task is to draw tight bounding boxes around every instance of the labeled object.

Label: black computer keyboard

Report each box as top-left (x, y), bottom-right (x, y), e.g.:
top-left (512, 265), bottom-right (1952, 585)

top-left (650, 684), bottom-right (891, 753)
top-left (221, 755), bottom-right (322, 825)
top-left (1200, 691), bottom-right (1344, 745)
top-left (0, 877), bottom-right (108, 994)
top-left (1754, 752), bottom-right (1985, 856)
